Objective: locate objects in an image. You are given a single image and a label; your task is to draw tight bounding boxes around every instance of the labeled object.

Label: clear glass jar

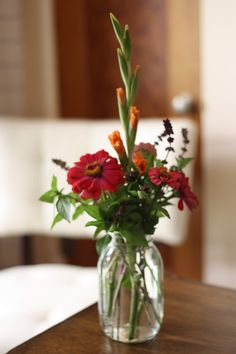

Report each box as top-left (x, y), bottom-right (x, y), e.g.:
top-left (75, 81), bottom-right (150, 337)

top-left (98, 233), bottom-right (164, 343)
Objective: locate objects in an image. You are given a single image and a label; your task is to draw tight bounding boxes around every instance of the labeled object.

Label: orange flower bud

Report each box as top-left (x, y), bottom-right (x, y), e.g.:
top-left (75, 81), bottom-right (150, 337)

top-left (130, 106), bottom-right (140, 130)
top-left (108, 130), bottom-right (125, 157)
top-left (116, 87), bottom-right (126, 105)
top-left (132, 151), bottom-right (148, 175)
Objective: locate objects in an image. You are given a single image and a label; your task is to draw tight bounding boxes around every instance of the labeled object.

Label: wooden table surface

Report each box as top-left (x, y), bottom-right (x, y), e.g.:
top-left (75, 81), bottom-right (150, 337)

top-left (8, 273), bottom-right (236, 354)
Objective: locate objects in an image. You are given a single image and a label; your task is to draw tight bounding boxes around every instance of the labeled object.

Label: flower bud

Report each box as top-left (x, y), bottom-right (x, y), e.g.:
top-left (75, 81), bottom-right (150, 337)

top-left (108, 130), bottom-right (125, 157)
top-left (130, 106), bottom-right (139, 130)
top-left (132, 151), bottom-right (148, 175)
top-left (116, 87), bottom-right (126, 105)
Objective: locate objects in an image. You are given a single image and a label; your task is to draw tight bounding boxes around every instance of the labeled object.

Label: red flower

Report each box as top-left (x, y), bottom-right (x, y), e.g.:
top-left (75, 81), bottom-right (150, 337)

top-left (133, 142), bottom-right (157, 158)
top-left (168, 170), bottom-right (183, 189)
top-left (175, 172), bottom-right (199, 211)
top-left (67, 150), bottom-right (124, 200)
top-left (169, 170), bottom-right (198, 211)
top-left (149, 167), bottom-right (172, 185)
top-left (149, 168), bottom-right (198, 211)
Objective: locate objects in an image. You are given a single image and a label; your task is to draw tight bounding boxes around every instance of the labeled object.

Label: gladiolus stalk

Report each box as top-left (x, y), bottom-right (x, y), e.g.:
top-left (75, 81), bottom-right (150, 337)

top-left (111, 14), bottom-right (140, 171)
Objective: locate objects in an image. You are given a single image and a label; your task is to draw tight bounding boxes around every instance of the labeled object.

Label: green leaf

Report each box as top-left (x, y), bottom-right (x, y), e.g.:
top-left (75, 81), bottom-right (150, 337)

top-left (129, 212), bottom-right (142, 223)
top-left (83, 205), bottom-right (101, 220)
top-left (72, 205), bottom-right (84, 220)
top-left (96, 234), bottom-right (112, 256)
top-left (154, 159), bottom-right (164, 168)
top-left (56, 197), bottom-right (71, 222)
top-left (156, 207), bottom-right (170, 218)
top-left (86, 220), bottom-right (106, 238)
top-left (121, 227), bottom-right (148, 247)
top-left (144, 219), bottom-right (157, 234)
top-left (85, 220), bottom-right (103, 227)
top-left (130, 66), bottom-right (140, 105)
top-left (122, 273), bottom-right (132, 289)
top-left (110, 13), bottom-right (124, 49)
top-left (94, 225), bottom-right (104, 239)
top-left (39, 190), bottom-right (57, 203)
top-left (117, 48), bottom-right (129, 86)
top-left (68, 192), bottom-right (83, 202)
top-left (51, 213), bottom-right (63, 229)
top-left (176, 157), bottom-right (194, 170)
top-left (68, 192), bottom-right (80, 200)
top-left (67, 192), bottom-right (81, 206)
top-left (124, 25), bottom-right (131, 59)
top-left (51, 175), bottom-right (57, 192)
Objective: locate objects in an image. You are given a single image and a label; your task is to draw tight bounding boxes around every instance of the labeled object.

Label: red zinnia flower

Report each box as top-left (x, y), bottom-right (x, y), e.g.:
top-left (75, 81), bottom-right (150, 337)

top-left (149, 167), bottom-right (172, 185)
top-left (67, 150), bottom-right (124, 200)
top-left (149, 167), bottom-right (198, 211)
top-left (168, 170), bottom-right (183, 189)
top-left (174, 172), bottom-right (199, 211)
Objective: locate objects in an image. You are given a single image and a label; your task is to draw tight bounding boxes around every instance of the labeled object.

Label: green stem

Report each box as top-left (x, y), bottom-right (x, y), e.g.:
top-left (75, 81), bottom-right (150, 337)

top-left (139, 261), bottom-right (161, 323)
top-left (110, 265), bottom-right (126, 318)
top-left (107, 256), bottom-right (119, 316)
top-left (125, 244), bottom-right (140, 340)
top-left (114, 244), bottom-right (155, 341)
top-left (128, 278), bottom-right (139, 340)
top-left (136, 295), bottom-right (144, 325)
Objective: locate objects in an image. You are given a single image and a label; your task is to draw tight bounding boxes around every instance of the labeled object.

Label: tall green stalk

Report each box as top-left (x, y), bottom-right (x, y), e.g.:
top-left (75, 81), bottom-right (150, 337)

top-left (110, 13), bottom-right (140, 163)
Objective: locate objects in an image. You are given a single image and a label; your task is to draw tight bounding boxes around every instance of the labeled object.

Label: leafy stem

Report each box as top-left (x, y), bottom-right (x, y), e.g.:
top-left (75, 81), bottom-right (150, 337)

top-left (110, 13), bottom-right (140, 165)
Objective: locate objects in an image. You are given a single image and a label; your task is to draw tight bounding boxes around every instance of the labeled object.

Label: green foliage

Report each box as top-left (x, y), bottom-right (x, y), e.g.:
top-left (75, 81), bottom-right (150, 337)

top-left (39, 190), bottom-right (57, 203)
top-left (154, 159), bottom-right (164, 168)
top-left (124, 25), bottom-right (131, 60)
top-left (129, 67), bottom-right (140, 106)
top-left (83, 204), bottom-right (101, 219)
top-left (156, 207), bottom-right (170, 219)
top-left (120, 227), bottom-right (148, 247)
top-left (110, 13), bottom-right (139, 160)
top-left (110, 13), bottom-right (124, 50)
top-left (122, 273), bottom-right (132, 289)
top-left (39, 176), bottom-right (58, 203)
top-left (176, 157), bottom-right (194, 170)
top-left (72, 205), bottom-right (84, 220)
top-left (96, 234), bottom-right (112, 256)
top-left (56, 197), bottom-right (71, 222)
top-left (117, 48), bottom-right (129, 87)
top-left (51, 175), bottom-right (57, 191)
top-left (51, 213), bottom-right (63, 229)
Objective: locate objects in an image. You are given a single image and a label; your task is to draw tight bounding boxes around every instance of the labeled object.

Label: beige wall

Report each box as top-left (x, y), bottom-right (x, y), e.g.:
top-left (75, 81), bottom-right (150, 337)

top-left (0, 0), bottom-right (58, 118)
top-left (201, 0), bottom-right (236, 288)
top-left (20, 0), bottom-right (59, 117)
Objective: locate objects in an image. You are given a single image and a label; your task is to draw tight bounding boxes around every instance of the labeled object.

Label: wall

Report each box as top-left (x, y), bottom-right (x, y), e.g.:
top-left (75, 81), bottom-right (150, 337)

top-left (0, 0), bottom-right (60, 269)
top-left (201, 0), bottom-right (236, 288)
top-left (0, 0), bottom-right (25, 116)
top-left (0, 0), bottom-right (59, 117)
top-left (20, 0), bottom-right (59, 117)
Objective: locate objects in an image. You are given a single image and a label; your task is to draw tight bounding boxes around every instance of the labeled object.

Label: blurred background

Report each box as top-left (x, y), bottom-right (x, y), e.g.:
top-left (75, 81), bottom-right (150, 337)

top-left (0, 0), bottom-right (235, 289)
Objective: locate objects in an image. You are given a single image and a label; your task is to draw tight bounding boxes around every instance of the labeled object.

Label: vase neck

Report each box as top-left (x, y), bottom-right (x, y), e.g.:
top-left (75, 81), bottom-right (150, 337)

top-left (110, 232), bottom-right (153, 248)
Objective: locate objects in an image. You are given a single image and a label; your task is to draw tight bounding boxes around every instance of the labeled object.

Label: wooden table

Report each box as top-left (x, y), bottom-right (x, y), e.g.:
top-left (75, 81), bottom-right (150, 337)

top-left (8, 273), bottom-right (236, 354)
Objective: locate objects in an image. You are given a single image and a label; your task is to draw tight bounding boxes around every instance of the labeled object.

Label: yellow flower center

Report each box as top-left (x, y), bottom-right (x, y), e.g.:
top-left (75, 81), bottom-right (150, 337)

top-left (85, 162), bottom-right (102, 177)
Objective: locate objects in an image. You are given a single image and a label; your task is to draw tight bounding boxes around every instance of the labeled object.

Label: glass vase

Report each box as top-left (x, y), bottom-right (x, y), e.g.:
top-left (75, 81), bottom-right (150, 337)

top-left (97, 233), bottom-right (164, 343)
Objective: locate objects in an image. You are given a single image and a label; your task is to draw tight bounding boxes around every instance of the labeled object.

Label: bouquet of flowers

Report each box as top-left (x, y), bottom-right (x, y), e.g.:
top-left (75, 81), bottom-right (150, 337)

top-left (40, 14), bottom-right (198, 343)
